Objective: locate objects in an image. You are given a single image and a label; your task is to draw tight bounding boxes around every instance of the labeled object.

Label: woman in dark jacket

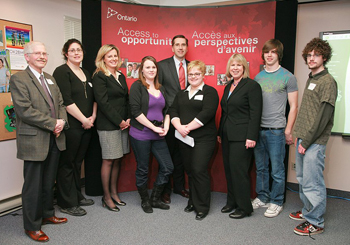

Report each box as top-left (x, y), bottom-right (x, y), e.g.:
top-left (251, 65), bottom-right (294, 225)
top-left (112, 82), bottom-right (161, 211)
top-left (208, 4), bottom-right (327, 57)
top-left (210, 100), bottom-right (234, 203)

top-left (129, 56), bottom-right (173, 213)
top-left (92, 44), bottom-right (130, 212)
top-left (218, 53), bottom-right (262, 219)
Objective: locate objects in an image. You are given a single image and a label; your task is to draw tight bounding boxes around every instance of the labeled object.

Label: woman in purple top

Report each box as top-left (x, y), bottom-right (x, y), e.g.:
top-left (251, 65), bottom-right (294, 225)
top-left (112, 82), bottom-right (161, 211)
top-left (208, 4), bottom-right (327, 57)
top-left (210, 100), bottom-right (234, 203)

top-left (129, 56), bottom-right (174, 213)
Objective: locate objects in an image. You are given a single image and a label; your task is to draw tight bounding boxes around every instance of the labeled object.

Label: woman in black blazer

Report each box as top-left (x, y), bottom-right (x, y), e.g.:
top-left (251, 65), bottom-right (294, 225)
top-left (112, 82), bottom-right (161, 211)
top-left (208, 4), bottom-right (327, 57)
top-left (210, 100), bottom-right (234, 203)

top-left (170, 60), bottom-right (219, 221)
top-left (92, 44), bottom-right (130, 212)
top-left (218, 54), bottom-right (262, 219)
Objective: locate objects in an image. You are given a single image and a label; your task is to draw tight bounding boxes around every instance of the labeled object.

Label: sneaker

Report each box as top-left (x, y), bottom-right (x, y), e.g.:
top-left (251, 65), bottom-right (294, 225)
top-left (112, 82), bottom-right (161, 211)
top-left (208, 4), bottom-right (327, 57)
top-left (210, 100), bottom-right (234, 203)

top-left (294, 221), bottom-right (324, 236)
top-left (251, 198), bottom-right (269, 210)
top-left (264, 203), bottom-right (283, 217)
top-left (289, 210), bottom-right (305, 221)
top-left (60, 206), bottom-right (87, 216)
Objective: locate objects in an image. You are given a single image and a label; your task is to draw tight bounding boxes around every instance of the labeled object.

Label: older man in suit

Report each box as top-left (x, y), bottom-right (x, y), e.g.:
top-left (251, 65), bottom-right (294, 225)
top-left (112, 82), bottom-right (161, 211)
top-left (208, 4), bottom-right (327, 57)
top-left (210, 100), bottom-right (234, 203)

top-left (158, 35), bottom-right (190, 203)
top-left (10, 41), bottom-right (68, 242)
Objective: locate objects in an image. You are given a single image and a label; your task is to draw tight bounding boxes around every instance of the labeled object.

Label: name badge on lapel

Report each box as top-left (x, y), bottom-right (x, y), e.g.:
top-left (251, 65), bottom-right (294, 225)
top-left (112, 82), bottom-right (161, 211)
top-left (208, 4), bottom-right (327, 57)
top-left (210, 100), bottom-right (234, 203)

top-left (47, 79), bottom-right (54, 85)
top-left (194, 95), bottom-right (203, 101)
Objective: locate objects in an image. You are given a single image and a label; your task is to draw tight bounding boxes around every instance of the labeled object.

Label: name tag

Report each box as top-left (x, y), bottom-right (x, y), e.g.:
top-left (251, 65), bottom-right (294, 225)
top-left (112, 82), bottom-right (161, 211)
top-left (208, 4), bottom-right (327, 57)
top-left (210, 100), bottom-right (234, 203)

top-left (88, 82), bottom-right (93, 87)
top-left (308, 83), bottom-right (316, 90)
top-left (194, 95), bottom-right (203, 100)
top-left (47, 79), bottom-right (54, 85)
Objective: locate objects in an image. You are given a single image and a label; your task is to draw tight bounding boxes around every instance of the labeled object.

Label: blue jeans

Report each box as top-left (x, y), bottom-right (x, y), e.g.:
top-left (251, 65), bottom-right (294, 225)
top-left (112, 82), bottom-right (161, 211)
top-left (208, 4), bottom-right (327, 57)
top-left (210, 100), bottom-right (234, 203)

top-left (296, 139), bottom-right (326, 228)
top-left (254, 129), bottom-right (285, 205)
top-left (130, 136), bottom-right (174, 188)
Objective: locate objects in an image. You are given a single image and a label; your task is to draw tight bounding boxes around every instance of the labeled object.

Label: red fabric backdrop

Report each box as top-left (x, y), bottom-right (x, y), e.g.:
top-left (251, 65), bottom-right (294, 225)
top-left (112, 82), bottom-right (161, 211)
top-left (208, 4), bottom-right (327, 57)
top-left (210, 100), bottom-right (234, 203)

top-left (100, 1), bottom-right (276, 193)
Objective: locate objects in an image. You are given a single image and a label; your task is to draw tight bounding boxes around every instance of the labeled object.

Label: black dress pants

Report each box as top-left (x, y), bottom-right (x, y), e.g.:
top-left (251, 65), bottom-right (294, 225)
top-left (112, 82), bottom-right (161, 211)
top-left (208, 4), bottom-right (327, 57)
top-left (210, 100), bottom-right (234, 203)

top-left (222, 134), bottom-right (253, 214)
top-left (56, 128), bottom-right (91, 208)
top-left (179, 139), bottom-right (215, 214)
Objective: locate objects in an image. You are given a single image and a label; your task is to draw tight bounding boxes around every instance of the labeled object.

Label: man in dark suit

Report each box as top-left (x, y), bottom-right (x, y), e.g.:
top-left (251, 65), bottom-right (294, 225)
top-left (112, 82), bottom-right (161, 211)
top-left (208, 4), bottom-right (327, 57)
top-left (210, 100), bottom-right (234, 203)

top-left (10, 41), bottom-right (68, 242)
top-left (158, 35), bottom-right (190, 203)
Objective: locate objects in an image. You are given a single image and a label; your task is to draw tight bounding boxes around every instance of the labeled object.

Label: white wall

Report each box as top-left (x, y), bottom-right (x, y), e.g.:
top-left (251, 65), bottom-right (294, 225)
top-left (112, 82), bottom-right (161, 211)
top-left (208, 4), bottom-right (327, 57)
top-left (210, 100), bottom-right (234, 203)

top-left (0, 0), bottom-right (80, 201)
top-left (287, 0), bottom-right (350, 192)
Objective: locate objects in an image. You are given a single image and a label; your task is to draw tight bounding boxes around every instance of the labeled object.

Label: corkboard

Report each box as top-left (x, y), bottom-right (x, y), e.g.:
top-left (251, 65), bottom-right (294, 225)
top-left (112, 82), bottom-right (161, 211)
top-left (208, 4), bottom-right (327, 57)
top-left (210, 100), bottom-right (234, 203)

top-left (0, 19), bottom-right (33, 141)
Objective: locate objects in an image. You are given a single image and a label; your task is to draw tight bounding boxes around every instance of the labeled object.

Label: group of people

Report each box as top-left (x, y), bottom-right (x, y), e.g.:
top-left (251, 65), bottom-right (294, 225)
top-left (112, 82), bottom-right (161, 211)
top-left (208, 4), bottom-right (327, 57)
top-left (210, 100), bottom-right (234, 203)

top-left (10, 34), bottom-right (337, 242)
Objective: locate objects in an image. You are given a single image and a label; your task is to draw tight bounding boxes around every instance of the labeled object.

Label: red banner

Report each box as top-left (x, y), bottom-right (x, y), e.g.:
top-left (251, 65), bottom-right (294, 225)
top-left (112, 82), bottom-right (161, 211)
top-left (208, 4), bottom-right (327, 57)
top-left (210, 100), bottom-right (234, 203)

top-left (101, 1), bottom-right (276, 193)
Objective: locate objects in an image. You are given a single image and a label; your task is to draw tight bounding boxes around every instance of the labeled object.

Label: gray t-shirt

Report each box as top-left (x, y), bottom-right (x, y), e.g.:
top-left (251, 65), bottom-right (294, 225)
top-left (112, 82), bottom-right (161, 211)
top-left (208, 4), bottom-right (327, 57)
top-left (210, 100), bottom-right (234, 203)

top-left (254, 66), bottom-right (298, 128)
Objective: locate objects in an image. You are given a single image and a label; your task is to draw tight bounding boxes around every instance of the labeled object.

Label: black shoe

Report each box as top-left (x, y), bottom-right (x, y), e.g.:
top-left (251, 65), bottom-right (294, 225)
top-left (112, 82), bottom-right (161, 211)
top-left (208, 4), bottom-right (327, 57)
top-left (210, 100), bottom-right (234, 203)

top-left (184, 204), bottom-right (195, 213)
top-left (102, 198), bottom-right (120, 212)
top-left (111, 197), bottom-right (126, 206)
top-left (60, 206), bottom-right (87, 216)
top-left (174, 189), bottom-right (190, 198)
top-left (221, 205), bottom-right (235, 213)
top-left (141, 200), bottom-right (153, 213)
top-left (195, 212), bottom-right (207, 221)
top-left (79, 198), bottom-right (94, 206)
top-left (229, 209), bottom-right (251, 219)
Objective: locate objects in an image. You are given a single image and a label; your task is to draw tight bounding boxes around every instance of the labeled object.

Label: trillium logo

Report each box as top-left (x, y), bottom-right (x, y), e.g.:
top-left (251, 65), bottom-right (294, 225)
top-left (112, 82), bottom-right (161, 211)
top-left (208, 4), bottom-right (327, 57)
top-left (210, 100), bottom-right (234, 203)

top-left (107, 7), bottom-right (138, 22)
top-left (107, 7), bottom-right (118, 18)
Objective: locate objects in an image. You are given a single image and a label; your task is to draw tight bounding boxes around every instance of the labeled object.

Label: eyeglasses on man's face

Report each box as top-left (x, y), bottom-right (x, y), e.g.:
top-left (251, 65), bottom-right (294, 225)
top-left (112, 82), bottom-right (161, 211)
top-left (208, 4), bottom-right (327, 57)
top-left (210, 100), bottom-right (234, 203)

top-left (28, 52), bottom-right (49, 57)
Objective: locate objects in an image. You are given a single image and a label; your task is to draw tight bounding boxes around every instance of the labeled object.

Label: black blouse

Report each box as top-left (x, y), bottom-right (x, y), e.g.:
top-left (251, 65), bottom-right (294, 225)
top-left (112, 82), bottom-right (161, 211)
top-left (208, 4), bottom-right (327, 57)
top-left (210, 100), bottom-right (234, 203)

top-left (53, 64), bottom-right (94, 129)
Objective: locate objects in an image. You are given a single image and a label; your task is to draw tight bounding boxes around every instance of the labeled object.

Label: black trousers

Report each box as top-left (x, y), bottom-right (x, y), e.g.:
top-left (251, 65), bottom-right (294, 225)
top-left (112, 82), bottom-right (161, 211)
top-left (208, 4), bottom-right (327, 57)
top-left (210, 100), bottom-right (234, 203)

top-left (222, 134), bottom-right (253, 214)
top-left (22, 135), bottom-right (60, 231)
top-left (56, 128), bottom-right (92, 208)
top-left (179, 139), bottom-right (215, 214)
top-left (163, 125), bottom-right (185, 194)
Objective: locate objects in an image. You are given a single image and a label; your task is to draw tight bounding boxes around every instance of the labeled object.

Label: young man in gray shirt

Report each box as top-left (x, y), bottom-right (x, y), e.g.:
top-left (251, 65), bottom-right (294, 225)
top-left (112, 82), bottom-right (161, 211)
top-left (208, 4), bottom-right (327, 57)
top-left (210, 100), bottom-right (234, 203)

top-left (252, 39), bottom-right (298, 218)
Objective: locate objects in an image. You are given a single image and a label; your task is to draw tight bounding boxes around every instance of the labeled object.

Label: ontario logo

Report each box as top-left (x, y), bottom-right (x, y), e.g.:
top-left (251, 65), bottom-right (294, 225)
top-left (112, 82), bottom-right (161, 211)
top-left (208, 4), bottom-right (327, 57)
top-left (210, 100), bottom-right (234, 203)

top-left (107, 7), bottom-right (137, 22)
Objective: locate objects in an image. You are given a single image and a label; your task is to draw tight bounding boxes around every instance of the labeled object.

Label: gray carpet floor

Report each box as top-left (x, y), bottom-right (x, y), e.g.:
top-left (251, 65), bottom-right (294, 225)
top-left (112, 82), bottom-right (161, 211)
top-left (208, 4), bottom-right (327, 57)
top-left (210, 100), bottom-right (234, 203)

top-left (0, 190), bottom-right (349, 245)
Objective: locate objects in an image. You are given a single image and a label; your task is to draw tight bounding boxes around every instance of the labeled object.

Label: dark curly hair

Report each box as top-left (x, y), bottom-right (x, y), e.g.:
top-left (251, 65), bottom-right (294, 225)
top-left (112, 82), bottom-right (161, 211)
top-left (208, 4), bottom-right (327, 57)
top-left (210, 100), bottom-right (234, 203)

top-left (302, 38), bottom-right (332, 65)
top-left (62, 38), bottom-right (85, 61)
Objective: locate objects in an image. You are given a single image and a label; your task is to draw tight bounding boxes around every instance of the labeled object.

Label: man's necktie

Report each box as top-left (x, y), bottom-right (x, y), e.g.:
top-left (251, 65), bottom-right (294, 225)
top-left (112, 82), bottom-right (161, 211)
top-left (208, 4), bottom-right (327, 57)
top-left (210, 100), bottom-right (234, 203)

top-left (40, 75), bottom-right (56, 118)
top-left (179, 62), bottom-right (185, 90)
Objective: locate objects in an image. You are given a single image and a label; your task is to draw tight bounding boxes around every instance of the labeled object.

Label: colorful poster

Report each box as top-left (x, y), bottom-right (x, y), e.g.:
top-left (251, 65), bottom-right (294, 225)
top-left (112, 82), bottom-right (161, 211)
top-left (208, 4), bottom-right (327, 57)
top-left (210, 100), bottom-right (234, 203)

top-left (5, 26), bottom-right (30, 49)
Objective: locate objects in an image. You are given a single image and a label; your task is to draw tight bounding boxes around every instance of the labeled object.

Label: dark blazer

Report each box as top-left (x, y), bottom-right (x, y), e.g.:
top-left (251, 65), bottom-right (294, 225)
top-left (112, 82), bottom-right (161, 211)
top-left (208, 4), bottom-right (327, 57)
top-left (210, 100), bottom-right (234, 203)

top-left (158, 56), bottom-right (189, 106)
top-left (92, 71), bottom-right (130, 130)
top-left (10, 66), bottom-right (67, 161)
top-left (169, 84), bottom-right (219, 142)
top-left (129, 80), bottom-right (168, 131)
top-left (218, 77), bottom-right (262, 142)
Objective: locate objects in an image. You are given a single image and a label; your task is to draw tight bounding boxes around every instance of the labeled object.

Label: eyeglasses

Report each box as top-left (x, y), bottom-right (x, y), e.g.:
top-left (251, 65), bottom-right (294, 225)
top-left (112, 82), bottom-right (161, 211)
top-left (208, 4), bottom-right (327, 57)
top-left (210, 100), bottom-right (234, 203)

top-left (27, 52), bottom-right (49, 57)
top-left (306, 53), bottom-right (321, 58)
top-left (68, 49), bottom-right (83, 53)
top-left (188, 73), bottom-right (202, 78)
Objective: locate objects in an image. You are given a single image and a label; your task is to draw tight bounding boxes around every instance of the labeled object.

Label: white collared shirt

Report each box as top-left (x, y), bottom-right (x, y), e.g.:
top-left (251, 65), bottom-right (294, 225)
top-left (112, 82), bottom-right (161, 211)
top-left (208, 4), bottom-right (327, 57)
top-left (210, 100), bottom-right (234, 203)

top-left (185, 82), bottom-right (204, 100)
top-left (171, 82), bottom-right (204, 126)
top-left (107, 70), bottom-right (123, 87)
top-left (29, 65), bottom-right (52, 95)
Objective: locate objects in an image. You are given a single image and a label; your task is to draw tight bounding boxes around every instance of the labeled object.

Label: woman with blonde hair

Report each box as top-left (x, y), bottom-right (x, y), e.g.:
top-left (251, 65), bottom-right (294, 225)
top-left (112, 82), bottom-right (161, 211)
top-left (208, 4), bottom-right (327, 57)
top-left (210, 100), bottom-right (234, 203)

top-left (92, 44), bottom-right (130, 212)
top-left (169, 60), bottom-right (219, 220)
top-left (218, 54), bottom-right (262, 219)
